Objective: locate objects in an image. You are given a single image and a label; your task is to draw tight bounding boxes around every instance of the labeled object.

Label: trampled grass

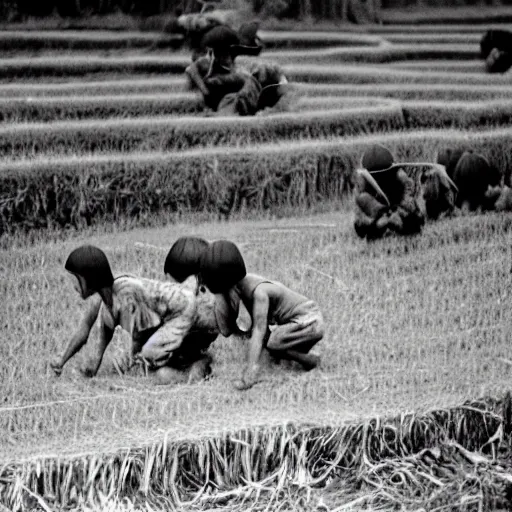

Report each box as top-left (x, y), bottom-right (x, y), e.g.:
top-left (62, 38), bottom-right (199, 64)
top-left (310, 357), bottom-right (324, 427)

top-left (1, 76), bottom-right (507, 104)
top-left (0, 30), bottom-right (384, 52)
top-left (0, 46), bottom-right (483, 81)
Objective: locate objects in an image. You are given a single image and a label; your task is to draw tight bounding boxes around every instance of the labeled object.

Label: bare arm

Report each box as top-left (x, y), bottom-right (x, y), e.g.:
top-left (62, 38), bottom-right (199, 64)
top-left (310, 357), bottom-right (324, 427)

top-left (234, 288), bottom-right (269, 390)
top-left (80, 307), bottom-right (115, 378)
top-left (139, 314), bottom-right (194, 368)
top-left (50, 294), bottom-right (102, 376)
top-left (185, 61), bottom-right (210, 96)
top-left (356, 168), bottom-right (390, 206)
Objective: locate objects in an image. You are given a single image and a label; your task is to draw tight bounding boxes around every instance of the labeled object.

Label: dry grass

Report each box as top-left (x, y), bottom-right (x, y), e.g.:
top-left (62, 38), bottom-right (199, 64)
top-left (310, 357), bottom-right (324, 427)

top-left (300, 83), bottom-right (512, 101)
top-left (3, 76), bottom-right (510, 102)
top-left (0, 105), bottom-right (407, 158)
top-left (0, 77), bottom-right (187, 97)
top-left (284, 64), bottom-right (511, 85)
top-left (3, 126), bottom-right (512, 235)
top-left (0, 94), bottom-right (397, 123)
top-left (2, 211), bottom-right (512, 509)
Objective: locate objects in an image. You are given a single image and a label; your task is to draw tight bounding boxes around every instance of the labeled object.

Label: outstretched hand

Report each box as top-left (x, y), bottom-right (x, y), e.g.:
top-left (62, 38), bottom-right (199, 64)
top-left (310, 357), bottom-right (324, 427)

top-left (49, 358), bottom-right (63, 377)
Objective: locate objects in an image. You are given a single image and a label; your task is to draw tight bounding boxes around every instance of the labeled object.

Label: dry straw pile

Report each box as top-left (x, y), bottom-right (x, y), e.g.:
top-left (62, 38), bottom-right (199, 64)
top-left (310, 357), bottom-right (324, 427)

top-left (2, 395), bottom-right (512, 510)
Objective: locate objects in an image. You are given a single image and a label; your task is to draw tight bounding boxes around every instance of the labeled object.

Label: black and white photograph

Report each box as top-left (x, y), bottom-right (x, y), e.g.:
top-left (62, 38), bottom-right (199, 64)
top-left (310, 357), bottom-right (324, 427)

top-left (1, 0), bottom-right (512, 510)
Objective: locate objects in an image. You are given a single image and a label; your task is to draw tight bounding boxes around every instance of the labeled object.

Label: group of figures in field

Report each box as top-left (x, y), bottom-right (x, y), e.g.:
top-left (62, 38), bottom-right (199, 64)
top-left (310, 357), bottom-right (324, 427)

top-left (50, 143), bottom-right (512, 387)
top-left (51, 239), bottom-right (324, 390)
top-left (353, 144), bottom-right (512, 240)
top-left (172, 9), bottom-right (293, 115)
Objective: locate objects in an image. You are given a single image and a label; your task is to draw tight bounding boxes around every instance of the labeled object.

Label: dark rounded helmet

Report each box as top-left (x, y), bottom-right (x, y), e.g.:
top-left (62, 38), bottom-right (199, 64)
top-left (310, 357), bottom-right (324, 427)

top-left (436, 147), bottom-right (467, 179)
top-left (362, 145), bottom-right (395, 173)
top-left (238, 21), bottom-right (260, 46)
top-left (201, 25), bottom-right (240, 54)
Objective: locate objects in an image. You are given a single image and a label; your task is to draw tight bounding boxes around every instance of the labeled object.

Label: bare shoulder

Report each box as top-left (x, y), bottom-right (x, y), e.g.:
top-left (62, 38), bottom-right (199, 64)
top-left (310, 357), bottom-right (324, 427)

top-left (253, 281), bottom-right (277, 302)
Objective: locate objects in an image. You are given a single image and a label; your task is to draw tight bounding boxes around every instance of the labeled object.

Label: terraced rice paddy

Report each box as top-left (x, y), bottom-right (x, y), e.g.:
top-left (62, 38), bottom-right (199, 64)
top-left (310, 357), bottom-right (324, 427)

top-left (2, 21), bottom-right (512, 511)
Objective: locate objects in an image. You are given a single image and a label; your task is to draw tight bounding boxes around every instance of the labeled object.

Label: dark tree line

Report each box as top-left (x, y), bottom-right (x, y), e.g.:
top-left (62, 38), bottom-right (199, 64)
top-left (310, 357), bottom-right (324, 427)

top-left (0, 0), bottom-right (507, 21)
top-left (0, 0), bottom-right (201, 18)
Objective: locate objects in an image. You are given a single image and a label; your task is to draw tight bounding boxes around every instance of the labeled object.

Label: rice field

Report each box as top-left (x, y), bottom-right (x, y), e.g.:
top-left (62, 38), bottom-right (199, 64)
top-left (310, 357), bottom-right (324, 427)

top-left (2, 20), bottom-right (512, 511)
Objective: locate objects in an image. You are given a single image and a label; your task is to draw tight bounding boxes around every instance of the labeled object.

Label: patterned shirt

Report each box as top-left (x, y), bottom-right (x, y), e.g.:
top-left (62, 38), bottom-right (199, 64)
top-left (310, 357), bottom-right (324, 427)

top-left (101, 275), bottom-right (201, 339)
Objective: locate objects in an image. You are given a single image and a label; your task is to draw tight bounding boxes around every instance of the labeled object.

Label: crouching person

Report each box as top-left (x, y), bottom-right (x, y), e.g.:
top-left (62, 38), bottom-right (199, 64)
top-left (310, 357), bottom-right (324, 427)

top-left (185, 26), bottom-right (251, 111)
top-left (217, 61), bottom-right (293, 116)
top-left (50, 245), bottom-right (216, 385)
top-left (200, 240), bottom-right (324, 391)
top-left (354, 145), bottom-right (426, 240)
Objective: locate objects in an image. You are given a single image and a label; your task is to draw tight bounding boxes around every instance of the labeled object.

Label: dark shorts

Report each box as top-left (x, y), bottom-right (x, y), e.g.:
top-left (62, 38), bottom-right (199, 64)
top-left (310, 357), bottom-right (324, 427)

top-left (134, 327), bottom-right (217, 369)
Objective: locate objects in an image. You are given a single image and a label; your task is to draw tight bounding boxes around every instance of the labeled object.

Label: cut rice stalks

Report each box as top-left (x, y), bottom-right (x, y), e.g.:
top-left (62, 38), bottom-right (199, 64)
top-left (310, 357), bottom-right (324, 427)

top-left (2, 393), bottom-right (512, 511)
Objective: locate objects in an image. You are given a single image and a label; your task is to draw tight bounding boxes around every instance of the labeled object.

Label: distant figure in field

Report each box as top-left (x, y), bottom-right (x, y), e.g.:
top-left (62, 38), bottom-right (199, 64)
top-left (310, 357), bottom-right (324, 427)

top-left (185, 25), bottom-right (291, 116)
top-left (199, 240), bottom-right (324, 391)
top-left (436, 147), bottom-right (502, 212)
top-left (169, 5), bottom-right (262, 61)
top-left (50, 245), bottom-right (229, 385)
top-left (353, 145), bottom-right (425, 239)
top-left (480, 29), bottom-right (512, 73)
top-left (185, 25), bottom-right (250, 111)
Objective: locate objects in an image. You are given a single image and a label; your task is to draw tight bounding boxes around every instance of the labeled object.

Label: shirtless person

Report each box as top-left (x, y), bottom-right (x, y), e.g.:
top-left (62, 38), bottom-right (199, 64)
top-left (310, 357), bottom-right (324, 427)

top-left (50, 245), bottom-right (221, 385)
top-left (200, 240), bottom-right (324, 390)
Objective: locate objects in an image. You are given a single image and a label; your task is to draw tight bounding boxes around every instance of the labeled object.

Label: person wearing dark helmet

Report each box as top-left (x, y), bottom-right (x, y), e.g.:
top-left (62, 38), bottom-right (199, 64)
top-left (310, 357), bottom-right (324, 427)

top-left (200, 240), bottom-right (324, 391)
top-left (50, 245), bottom-right (218, 385)
top-left (354, 145), bottom-right (426, 240)
top-left (185, 25), bottom-right (253, 111)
